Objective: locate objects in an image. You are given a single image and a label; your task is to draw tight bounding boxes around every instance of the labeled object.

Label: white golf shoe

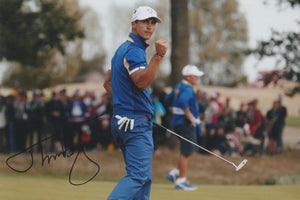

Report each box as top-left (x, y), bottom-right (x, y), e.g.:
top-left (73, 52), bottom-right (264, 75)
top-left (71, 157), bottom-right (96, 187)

top-left (174, 177), bottom-right (197, 191)
top-left (166, 168), bottom-right (179, 183)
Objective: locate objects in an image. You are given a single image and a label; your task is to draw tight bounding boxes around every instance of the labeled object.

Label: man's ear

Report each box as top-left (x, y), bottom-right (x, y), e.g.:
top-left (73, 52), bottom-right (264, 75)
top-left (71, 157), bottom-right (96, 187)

top-left (131, 21), bottom-right (137, 32)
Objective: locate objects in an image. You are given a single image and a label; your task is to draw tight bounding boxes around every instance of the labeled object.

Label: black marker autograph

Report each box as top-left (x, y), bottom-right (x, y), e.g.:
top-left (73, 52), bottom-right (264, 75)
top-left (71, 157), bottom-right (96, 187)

top-left (6, 134), bottom-right (100, 186)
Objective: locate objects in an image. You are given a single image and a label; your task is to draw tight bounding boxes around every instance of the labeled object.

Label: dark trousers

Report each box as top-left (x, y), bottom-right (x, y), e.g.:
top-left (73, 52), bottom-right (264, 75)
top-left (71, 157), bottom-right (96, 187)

top-left (0, 127), bottom-right (8, 152)
top-left (47, 121), bottom-right (65, 152)
top-left (14, 120), bottom-right (28, 152)
top-left (28, 122), bottom-right (44, 152)
top-left (66, 122), bottom-right (83, 151)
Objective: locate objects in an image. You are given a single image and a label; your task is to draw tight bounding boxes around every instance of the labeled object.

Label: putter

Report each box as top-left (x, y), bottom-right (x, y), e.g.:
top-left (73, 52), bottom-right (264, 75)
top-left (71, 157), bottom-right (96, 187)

top-left (152, 121), bottom-right (248, 171)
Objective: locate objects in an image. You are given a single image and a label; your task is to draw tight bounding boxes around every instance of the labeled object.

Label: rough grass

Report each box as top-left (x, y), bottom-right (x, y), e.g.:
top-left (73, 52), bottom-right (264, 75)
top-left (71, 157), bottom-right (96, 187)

top-left (1, 146), bottom-right (300, 186)
top-left (151, 146), bottom-right (300, 185)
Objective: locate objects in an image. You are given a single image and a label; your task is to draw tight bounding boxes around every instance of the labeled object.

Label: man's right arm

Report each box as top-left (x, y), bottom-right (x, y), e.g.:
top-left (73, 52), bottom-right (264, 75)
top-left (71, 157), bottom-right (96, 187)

top-left (130, 39), bottom-right (168, 90)
top-left (103, 69), bottom-right (113, 98)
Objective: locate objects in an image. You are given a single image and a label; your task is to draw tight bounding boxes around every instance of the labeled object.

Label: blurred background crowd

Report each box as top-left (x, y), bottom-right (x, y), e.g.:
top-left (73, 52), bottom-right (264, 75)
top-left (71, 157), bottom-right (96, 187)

top-left (0, 83), bottom-right (287, 157)
top-left (0, 84), bottom-right (113, 153)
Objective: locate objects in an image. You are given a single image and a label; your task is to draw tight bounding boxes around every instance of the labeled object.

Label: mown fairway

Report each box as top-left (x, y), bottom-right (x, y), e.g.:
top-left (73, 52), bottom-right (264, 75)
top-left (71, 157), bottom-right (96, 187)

top-left (0, 174), bottom-right (299, 200)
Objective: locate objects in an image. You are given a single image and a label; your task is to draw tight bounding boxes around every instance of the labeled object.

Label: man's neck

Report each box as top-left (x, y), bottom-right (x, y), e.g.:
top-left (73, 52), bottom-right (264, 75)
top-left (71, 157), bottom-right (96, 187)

top-left (131, 32), bottom-right (147, 42)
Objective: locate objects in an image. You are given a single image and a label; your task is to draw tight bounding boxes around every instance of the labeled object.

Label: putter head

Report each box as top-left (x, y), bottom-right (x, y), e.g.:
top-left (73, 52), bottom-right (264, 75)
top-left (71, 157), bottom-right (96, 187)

top-left (235, 159), bottom-right (248, 171)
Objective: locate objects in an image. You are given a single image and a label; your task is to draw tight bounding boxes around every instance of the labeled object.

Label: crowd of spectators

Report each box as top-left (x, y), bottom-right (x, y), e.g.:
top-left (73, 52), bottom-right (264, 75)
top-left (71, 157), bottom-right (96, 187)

top-left (0, 85), bottom-right (287, 157)
top-left (0, 87), bottom-right (113, 153)
top-left (152, 86), bottom-right (287, 157)
top-left (196, 89), bottom-right (287, 156)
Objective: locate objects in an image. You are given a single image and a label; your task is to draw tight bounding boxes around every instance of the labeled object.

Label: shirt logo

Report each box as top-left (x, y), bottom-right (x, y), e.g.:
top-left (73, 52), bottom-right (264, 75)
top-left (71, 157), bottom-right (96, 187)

top-left (175, 88), bottom-right (179, 99)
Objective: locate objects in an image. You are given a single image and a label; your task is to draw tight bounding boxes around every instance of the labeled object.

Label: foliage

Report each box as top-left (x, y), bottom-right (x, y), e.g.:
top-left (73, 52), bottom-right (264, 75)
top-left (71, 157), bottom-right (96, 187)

top-left (0, 0), bottom-right (84, 66)
top-left (249, 30), bottom-right (300, 81)
top-left (287, 0), bottom-right (300, 7)
top-left (250, 0), bottom-right (300, 94)
top-left (190, 0), bottom-right (248, 86)
top-left (0, 0), bottom-right (106, 89)
top-left (265, 174), bottom-right (300, 185)
top-left (269, 0), bottom-right (300, 8)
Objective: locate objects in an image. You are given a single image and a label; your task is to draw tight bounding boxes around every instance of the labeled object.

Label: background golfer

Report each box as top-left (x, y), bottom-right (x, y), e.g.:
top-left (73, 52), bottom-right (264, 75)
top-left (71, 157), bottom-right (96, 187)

top-left (165, 64), bottom-right (203, 191)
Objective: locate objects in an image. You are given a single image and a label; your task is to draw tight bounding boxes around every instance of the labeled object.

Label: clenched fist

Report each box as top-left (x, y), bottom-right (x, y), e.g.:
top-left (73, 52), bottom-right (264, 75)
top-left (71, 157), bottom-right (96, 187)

top-left (155, 39), bottom-right (168, 57)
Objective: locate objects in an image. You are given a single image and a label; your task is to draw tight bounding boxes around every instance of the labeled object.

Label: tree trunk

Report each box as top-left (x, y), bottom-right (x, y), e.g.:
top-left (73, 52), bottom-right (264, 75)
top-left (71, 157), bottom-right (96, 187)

top-left (171, 0), bottom-right (189, 86)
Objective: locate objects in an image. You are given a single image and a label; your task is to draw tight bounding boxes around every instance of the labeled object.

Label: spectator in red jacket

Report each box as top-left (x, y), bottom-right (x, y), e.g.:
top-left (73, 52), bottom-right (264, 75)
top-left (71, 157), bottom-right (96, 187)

top-left (246, 101), bottom-right (262, 137)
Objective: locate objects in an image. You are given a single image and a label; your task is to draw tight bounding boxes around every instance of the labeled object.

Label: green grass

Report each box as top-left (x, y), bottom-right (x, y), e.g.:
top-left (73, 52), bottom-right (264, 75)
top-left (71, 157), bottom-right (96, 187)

top-left (0, 174), bottom-right (300, 200)
top-left (286, 116), bottom-right (300, 127)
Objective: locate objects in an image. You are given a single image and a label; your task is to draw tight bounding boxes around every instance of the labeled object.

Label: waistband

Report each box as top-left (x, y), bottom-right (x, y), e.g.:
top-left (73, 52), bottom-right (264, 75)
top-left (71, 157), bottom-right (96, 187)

top-left (113, 109), bottom-right (152, 120)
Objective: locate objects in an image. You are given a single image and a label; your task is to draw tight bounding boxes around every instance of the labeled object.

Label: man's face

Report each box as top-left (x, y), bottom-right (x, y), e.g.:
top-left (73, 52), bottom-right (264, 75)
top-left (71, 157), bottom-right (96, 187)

top-left (132, 18), bottom-right (157, 40)
top-left (274, 101), bottom-right (280, 109)
top-left (185, 75), bottom-right (199, 86)
top-left (248, 104), bottom-right (254, 110)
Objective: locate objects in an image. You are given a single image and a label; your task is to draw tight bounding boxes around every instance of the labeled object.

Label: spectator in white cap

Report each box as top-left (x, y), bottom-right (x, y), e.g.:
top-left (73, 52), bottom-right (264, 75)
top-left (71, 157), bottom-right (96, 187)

top-left (104, 5), bottom-right (168, 200)
top-left (165, 64), bottom-right (203, 190)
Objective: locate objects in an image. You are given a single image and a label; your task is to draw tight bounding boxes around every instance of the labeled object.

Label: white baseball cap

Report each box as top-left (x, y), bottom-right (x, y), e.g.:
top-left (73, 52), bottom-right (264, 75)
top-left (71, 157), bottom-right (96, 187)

top-left (210, 92), bottom-right (218, 99)
top-left (131, 6), bottom-right (162, 23)
top-left (182, 64), bottom-right (204, 77)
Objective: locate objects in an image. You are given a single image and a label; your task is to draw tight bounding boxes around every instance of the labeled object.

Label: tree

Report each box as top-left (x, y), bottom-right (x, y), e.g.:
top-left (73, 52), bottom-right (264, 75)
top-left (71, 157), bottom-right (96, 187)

top-left (171, 0), bottom-right (189, 86)
top-left (0, 0), bottom-right (105, 89)
top-left (63, 6), bottom-right (106, 82)
top-left (250, 0), bottom-right (300, 95)
top-left (0, 0), bottom-right (85, 89)
top-left (0, 0), bottom-right (84, 66)
top-left (190, 0), bottom-right (248, 86)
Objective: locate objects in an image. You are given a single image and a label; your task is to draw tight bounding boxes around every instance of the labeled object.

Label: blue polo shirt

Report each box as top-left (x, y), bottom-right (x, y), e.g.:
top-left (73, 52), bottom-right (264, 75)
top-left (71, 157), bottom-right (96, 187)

top-left (111, 33), bottom-right (154, 118)
top-left (165, 80), bottom-right (199, 127)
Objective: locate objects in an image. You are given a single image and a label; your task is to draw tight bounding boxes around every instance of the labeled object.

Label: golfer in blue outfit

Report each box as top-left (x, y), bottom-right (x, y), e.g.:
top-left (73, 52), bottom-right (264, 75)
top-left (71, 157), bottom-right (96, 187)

top-left (165, 65), bottom-right (204, 191)
top-left (103, 6), bottom-right (168, 200)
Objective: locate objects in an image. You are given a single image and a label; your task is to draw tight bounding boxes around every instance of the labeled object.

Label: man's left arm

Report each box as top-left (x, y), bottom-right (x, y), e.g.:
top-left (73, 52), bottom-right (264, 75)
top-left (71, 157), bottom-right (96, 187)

top-left (183, 107), bottom-right (196, 127)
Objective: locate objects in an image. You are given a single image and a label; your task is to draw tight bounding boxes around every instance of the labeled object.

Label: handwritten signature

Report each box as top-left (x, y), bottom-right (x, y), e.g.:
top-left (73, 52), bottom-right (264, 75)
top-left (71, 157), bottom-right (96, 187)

top-left (5, 135), bottom-right (100, 186)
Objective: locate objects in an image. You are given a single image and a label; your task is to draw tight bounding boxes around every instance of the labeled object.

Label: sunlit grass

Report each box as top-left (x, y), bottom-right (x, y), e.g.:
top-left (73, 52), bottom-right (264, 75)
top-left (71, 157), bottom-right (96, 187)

top-left (0, 174), bottom-right (300, 200)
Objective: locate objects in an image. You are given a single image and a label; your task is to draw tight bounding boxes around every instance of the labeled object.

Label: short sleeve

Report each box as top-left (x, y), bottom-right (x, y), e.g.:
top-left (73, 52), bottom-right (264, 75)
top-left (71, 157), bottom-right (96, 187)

top-left (124, 48), bottom-right (147, 75)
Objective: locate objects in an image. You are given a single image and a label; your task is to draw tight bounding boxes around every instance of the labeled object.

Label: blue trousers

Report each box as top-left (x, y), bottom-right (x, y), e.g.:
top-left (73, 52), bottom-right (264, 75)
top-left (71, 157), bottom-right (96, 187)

top-left (107, 115), bottom-right (153, 200)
